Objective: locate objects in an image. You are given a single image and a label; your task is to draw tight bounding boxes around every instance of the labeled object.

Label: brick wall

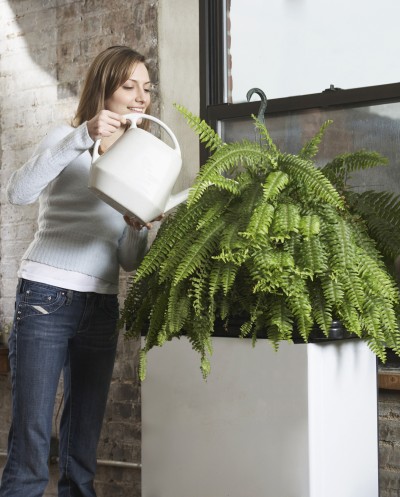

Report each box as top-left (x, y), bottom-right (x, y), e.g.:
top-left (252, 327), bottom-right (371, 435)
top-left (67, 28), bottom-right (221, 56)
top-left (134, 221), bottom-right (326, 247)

top-left (0, 1), bottom-right (159, 496)
top-left (379, 390), bottom-right (400, 497)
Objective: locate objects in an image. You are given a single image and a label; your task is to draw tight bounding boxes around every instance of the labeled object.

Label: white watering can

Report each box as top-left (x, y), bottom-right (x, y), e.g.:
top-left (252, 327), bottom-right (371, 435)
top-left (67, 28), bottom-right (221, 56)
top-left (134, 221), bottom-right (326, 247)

top-left (88, 113), bottom-right (190, 223)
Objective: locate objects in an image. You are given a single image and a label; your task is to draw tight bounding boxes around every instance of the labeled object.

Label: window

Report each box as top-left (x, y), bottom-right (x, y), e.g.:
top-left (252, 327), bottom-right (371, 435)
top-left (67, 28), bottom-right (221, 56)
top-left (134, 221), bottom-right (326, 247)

top-left (199, 0), bottom-right (400, 372)
top-left (200, 0), bottom-right (400, 130)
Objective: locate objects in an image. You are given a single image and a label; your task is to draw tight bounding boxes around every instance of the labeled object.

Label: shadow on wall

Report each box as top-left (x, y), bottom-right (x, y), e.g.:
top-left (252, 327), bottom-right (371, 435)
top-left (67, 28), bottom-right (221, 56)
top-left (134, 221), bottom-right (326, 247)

top-left (6, 0), bottom-right (159, 100)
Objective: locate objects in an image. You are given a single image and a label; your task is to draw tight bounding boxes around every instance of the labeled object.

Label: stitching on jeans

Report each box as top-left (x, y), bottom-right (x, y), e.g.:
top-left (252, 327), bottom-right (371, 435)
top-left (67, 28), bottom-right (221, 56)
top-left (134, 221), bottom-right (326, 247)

top-left (64, 349), bottom-right (72, 494)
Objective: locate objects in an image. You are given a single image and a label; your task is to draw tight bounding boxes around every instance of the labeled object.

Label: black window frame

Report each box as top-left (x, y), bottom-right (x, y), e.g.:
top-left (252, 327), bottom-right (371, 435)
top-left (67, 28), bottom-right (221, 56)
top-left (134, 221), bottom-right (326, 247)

top-left (200, 0), bottom-right (400, 134)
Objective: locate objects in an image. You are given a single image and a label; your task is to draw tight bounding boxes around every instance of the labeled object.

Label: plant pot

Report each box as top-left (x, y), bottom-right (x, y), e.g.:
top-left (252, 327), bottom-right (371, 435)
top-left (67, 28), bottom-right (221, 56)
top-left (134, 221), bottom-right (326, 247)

top-left (141, 337), bottom-right (378, 497)
top-left (0, 344), bottom-right (10, 375)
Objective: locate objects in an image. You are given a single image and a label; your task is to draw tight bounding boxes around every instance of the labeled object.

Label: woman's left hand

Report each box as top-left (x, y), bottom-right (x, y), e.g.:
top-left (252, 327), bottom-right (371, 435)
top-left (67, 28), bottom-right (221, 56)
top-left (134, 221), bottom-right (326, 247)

top-left (124, 213), bottom-right (164, 230)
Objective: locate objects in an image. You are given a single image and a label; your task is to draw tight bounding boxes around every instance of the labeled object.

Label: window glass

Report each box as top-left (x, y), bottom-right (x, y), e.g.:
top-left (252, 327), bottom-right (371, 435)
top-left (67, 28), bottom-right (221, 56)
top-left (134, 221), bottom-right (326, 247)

top-left (222, 102), bottom-right (400, 194)
top-left (228, 0), bottom-right (400, 103)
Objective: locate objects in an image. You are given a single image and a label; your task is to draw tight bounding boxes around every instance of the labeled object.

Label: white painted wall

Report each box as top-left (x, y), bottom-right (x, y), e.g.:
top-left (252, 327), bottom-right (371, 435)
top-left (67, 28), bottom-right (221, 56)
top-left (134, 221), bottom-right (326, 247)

top-left (158, 0), bottom-right (200, 192)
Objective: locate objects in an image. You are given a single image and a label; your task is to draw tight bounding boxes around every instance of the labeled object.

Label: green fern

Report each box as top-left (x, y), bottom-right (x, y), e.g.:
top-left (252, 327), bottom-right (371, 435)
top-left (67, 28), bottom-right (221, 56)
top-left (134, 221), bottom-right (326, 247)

top-left (298, 120), bottom-right (333, 160)
top-left (174, 103), bottom-right (223, 151)
top-left (321, 150), bottom-right (388, 190)
top-left (121, 106), bottom-right (400, 379)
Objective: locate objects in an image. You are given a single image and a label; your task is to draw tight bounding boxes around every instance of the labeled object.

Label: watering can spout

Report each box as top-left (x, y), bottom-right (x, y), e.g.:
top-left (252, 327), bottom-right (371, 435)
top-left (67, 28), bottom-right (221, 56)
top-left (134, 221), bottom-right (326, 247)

top-left (164, 188), bottom-right (190, 214)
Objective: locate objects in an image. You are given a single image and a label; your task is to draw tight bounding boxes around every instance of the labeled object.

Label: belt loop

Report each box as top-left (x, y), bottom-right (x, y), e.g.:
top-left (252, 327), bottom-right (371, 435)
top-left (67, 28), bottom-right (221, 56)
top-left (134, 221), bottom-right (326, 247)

top-left (16, 278), bottom-right (24, 294)
top-left (65, 289), bottom-right (74, 306)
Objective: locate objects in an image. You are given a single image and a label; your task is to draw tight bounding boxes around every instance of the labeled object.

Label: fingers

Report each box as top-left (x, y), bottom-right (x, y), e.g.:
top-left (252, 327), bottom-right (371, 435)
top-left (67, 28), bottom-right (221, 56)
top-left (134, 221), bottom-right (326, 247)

top-left (87, 110), bottom-right (127, 141)
top-left (123, 214), bottom-right (152, 231)
top-left (123, 213), bottom-right (165, 231)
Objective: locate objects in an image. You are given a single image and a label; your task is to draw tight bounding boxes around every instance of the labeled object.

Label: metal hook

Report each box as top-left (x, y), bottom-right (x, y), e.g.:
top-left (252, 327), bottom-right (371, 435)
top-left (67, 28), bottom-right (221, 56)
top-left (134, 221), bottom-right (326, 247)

top-left (246, 88), bottom-right (268, 125)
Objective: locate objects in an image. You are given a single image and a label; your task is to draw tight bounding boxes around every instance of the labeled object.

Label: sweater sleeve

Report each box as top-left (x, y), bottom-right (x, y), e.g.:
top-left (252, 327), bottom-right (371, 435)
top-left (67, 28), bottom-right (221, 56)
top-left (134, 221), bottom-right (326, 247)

top-left (117, 221), bottom-right (162, 272)
top-left (117, 226), bottom-right (149, 272)
top-left (7, 122), bottom-right (94, 205)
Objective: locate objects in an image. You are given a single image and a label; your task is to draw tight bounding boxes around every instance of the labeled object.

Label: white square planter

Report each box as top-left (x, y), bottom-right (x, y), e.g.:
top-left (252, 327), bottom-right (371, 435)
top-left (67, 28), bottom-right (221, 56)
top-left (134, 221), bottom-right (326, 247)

top-left (141, 338), bottom-right (378, 497)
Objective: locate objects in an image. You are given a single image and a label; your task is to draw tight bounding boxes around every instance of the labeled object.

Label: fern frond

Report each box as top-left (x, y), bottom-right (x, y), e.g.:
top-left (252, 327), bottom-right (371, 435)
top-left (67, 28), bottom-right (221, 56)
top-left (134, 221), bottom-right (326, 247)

top-left (173, 217), bottom-right (225, 284)
top-left (298, 120), bottom-right (333, 160)
top-left (337, 302), bottom-right (362, 337)
top-left (135, 200), bottom-right (206, 281)
top-left (295, 236), bottom-right (327, 276)
top-left (189, 267), bottom-right (210, 314)
top-left (187, 141), bottom-right (268, 206)
top-left (174, 103), bottom-right (223, 151)
top-left (321, 151), bottom-right (388, 189)
top-left (341, 270), bottom-right (365, 311)
top-left (287, 285), bottom-right (313, 342)
top-left (299, 215), bottom-right (321, 237)
top-left (310, 283), bottom-right (332, 336)
top-left (279, 154), bottom-right (344, 209)
top-left (144, 290), bottom-right (169, 350)
top-left (196, 194), bottom-right (232, 230)
top-left (321, 275), bottom-right (345, 309)
top-left (349, 190), bottom-right (400, 259)
top-left (266, 296), bottom-right (294, 342)
top-left (241, 202), bottom-right (275, 240)
top-left (357, 251), bottom-right (399, 302)
top-left (366, 338), bottom-right (386, 362)
top-left (138, 349), bottom-right (147, 381)
top-left (252, 116), bottom-right (279, 156)
top-left (167, 282), bottom-right (191, 333)
top-left (270, 203), bottom-right (301, 241)
top-left (157, 228), bottom-right (200, 283)
top-left (263, 171), bottom-right (289, 201)
top-left (323, 216), bottom-right (355, 270)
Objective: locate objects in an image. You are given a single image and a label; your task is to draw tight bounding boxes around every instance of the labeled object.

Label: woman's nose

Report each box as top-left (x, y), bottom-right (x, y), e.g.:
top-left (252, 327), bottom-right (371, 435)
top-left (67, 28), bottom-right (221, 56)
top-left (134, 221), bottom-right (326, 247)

top-left (135, 88), bottom-right (145, 102)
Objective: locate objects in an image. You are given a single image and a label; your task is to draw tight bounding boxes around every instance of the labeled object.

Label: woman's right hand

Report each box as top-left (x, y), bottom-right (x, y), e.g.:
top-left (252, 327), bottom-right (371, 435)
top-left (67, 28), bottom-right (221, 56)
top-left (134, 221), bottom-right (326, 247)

top-left (87, 110), bottom-right (127, 141)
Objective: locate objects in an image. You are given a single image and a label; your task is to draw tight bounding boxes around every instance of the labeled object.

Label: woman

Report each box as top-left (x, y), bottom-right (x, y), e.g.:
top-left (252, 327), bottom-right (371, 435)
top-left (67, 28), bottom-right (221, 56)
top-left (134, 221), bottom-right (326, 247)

top-left (0, 46), bottom-right (156, 497)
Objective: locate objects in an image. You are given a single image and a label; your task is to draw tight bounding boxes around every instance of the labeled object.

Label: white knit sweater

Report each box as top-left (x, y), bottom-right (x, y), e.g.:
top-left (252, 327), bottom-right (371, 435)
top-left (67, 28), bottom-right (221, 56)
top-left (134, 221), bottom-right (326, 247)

top-left (7, 122), bottom-right (149, 289)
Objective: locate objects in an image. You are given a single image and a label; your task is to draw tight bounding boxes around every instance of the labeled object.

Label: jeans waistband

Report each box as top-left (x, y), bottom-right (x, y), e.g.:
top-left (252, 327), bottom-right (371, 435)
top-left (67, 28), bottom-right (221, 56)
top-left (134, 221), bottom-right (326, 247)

top-left (16, 278), bottom-right (117, 302)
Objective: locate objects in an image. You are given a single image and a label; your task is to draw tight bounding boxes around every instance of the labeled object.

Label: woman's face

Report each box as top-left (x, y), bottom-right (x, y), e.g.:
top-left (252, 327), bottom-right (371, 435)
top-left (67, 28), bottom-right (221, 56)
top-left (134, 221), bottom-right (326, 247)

top-left (105, 62), bottom-right (151, 118)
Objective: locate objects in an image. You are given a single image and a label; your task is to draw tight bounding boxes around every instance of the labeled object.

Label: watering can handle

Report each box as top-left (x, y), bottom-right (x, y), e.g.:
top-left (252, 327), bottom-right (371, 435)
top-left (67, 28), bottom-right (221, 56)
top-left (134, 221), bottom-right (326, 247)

top-left (92, 113), bottom-right (181, 162)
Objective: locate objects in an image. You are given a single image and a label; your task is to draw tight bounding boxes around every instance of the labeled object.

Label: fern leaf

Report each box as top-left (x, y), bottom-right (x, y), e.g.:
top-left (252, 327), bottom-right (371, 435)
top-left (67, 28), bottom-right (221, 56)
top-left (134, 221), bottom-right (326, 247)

top-left (349, 190), bottom-right (400, 259)
top-left (287, 286), bottom-right (313, 342)
top-left (138, 349), bottom-right (147, 381)
top-left (167, 282), bottom-right (191, 333)
top-left (310, 283), bottom-right (333, 336)
top-left (299, 215), bottom-right (321, 237)
top-left (267, 296), bottom-right (294, 342)
top-left (263, 171), bottom-right (289, 201)
top-left (321, 275), bottom-right (345, 309)
top-left (295, 236), bottom-right (327, 276)
top-left (342, 270), bottom-right (366, 311)
top-left (337, 302), bottom-right (362, 337)
top-left (279, 154), bottom-right (344, 209)
top-left (321, 151), bottom-right (388, 189)
top-left (270, 203), bottom-right (301, 241)
top-left (188, 141), bottom-right (267, 206)
top-left (173, 217), bottom-right (225, 284)
top-left (135, 200), bottom-right (206, 282)
top-left (190, 267), bottom-right (210, 315)
top-left (298, 120), bottom-right (333, 160)
top-left (323, 217), bottom-right (355, 270)
top-left (241, 202), bottom-right (275, 240)
top-left (252, 116), bottom-right (279, 156)
top-left (174, 103), bottom-right (223, 151)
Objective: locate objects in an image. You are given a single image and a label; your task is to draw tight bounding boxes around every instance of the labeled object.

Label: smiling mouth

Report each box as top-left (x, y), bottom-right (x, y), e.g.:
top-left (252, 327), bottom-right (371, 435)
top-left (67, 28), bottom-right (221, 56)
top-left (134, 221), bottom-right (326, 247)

top-left (128, 108), bottom-right (144, 113)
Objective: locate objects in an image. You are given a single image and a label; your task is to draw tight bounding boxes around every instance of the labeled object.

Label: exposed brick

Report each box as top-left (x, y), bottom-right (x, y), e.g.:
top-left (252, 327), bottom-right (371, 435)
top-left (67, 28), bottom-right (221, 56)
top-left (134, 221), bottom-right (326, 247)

top-left (0, 2), bottom-right (159, 496)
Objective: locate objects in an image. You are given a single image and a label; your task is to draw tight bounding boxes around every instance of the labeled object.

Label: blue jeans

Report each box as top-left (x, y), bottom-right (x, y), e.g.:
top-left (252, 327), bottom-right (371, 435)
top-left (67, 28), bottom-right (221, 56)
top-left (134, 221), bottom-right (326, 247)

top-left (0, 279), bottom-right (119, 497)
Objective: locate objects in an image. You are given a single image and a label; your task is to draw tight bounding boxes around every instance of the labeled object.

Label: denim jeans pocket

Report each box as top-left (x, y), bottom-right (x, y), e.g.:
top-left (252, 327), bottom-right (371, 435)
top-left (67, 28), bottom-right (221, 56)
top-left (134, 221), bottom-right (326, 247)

top-left (101, 294), bottom-right (120, 320)
top-left (17, 280), bottom-right (68, 320)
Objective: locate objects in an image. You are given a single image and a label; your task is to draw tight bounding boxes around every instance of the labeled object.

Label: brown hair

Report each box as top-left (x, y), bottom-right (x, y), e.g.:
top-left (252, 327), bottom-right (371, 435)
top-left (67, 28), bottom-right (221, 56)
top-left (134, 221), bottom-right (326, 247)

top-left (72, 46), bottom-right (151, 129)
